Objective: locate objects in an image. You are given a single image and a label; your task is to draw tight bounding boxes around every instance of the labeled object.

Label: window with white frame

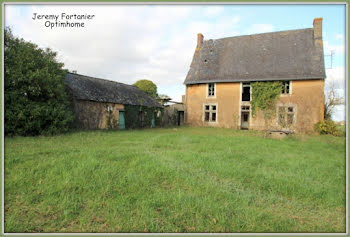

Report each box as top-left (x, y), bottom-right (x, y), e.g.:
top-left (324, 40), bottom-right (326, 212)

top-left (107, 105), bottom-right (113, 112)
top-left (278, 105), bottom-right (295, 127)
top-left (208, 83), bottom-right (215, 97)
top-left (241, 105), bottom-right (250, 111)
top-left (281, 81), bottom-right (290, 94)
top-left (204, 104), bottom-right (217, 122)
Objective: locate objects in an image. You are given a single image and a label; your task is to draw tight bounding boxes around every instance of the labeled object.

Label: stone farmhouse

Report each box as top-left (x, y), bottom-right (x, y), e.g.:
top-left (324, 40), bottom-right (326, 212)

top-left (65, 73), bottom-right (162, 130)
top-left (184, 18), bottom-right (326, 132)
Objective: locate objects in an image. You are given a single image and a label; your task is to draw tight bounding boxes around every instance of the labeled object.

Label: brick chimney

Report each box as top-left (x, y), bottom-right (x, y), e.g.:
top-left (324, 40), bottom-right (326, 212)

top-left (195, 33), bottom-right (204, 53)
top-left (313, 18), bottom-right (323, 45)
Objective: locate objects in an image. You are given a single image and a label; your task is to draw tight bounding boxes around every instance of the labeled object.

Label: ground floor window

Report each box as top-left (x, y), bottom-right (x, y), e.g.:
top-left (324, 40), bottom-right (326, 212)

top-left (278, 105), bottom-right (295, 127)
top-left (107, 105), bottom-right (113, 112)
top-left (204, 104), bottom-right (217, 122)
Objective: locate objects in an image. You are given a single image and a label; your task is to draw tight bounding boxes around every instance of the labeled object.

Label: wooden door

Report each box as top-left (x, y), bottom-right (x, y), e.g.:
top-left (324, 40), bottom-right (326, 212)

top-left (241, 112), bottom-right (249, 130)
top-left (118, 111), bottom-right (125, 130)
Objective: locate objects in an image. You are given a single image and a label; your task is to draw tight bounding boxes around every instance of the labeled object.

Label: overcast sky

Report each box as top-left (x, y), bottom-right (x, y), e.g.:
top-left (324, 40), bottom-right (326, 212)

top-left (5, 4), bottom-right (346, 121)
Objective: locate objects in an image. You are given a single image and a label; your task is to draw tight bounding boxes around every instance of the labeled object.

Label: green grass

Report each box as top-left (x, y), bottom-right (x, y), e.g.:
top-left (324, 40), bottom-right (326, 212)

top-left (4, 127), bottom-right (346, 233)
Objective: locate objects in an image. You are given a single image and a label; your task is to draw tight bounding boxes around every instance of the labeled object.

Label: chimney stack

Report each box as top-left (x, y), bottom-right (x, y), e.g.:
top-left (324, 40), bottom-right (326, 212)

top-left (196, 33), bottom-right (204, 53)
top-left (313, 18), bottom-right (323, 43)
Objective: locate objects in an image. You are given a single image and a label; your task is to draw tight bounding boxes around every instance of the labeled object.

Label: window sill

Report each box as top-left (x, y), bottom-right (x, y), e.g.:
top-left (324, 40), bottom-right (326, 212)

top-left (280, 94), bottom-right (291, 97)
top-left (204, 121), bottom-right (218, 124)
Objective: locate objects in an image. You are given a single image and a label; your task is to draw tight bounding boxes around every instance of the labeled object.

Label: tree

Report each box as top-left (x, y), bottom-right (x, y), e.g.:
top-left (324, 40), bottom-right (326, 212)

top-left (133, 79), bottom-right (158, 98)
top-left (157, 94), bottom-right (171, 106)
top-left (4, 28), bottom-right (74, 136)
top-left (324, 79), bottom-right (344, 121)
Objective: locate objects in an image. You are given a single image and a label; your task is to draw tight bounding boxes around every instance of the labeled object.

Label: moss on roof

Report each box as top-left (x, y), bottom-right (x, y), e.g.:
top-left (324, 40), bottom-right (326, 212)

top-left (65, 73), bottom-right (162, 108)
top-left (184, 28), bottom-right (326, 84)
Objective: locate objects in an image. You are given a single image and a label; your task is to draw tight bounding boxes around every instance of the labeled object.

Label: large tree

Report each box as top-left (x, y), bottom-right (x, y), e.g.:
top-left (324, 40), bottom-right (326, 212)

top-left (4, 28), bottom-right (74, 136)
top-left (324, 79), bottom-right (344, 121)
top-left (133, 79), bottom-right (158, 98)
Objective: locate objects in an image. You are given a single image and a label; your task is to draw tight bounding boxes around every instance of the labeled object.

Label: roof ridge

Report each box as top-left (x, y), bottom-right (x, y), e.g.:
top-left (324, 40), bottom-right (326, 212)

top-left (65, 73), bottom-right (162, 107)
top-left (205, 27), bottom-right (313, 42)
top-left (66, 72), bottom-right (137, 88)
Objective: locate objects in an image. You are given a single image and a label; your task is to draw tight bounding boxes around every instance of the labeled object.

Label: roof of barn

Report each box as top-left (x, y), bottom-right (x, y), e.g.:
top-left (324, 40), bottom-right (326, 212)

top-left (65, 73), bottom-right (162, 108)
top-left (184, 28), bottom-right (326, 85)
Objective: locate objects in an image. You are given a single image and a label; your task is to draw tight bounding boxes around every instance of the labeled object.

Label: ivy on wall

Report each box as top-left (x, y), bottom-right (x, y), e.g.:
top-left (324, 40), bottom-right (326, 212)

top-left (250, 81), bottom-right (283, 119)
top-left (106, 108), bottom-right (117, 130)
top-left (124, 104), bottom-right (162, 129)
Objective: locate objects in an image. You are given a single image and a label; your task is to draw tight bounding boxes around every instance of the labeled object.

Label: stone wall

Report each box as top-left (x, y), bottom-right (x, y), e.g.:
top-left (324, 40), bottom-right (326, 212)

top-left (72, 99), bottom-right (124, 129)
top-left (185, 82), bottom-right (240, 129)
top-left (185, 79), bottom-right (324, 132)
top-left (162, 103), bottom-right (185, 126)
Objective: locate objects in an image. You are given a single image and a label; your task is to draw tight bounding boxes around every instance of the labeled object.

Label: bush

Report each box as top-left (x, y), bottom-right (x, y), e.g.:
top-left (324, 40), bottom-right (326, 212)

top-left (314, 120), bottom-right (344, 136)
top-left (4, 28), bottom-right (74, 136)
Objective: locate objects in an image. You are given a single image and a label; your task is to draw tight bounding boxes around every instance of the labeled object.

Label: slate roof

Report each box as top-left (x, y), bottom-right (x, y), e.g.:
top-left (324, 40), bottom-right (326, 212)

top-left (184, 28), bottom-right (326, 85)
top-left (65, 73), bottom-right (162, 108)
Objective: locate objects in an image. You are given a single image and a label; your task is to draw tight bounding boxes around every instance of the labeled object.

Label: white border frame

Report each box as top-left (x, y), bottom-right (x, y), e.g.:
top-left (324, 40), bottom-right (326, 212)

top-left (1, 2), bottom-right (348, 236)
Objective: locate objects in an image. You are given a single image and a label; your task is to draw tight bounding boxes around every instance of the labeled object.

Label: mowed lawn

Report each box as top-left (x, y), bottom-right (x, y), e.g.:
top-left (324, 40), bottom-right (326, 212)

top-left (4, 127), bottom-right (346, 233)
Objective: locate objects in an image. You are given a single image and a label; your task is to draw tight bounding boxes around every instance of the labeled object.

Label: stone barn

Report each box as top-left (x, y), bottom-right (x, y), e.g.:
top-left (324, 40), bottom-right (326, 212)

top-left (65, 72), bottom-right (162, 130)
top-left (163, 103), bottom-right (186, 126)
top-left (184, 18), bottom-right (326, 132)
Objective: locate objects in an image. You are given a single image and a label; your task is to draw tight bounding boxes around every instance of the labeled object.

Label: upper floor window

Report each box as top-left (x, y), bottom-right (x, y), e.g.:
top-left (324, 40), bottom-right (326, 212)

top-left (208, 83), bottom-right (215, 97)
top-left (282, 81), bottom-right (290, 94)
top-left (242, 82), bottom-right (251, 101)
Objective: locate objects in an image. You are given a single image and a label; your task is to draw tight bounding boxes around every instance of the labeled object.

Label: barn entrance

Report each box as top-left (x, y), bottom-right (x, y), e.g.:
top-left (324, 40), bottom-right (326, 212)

top-left (118, 111), bottom-right (125, 130)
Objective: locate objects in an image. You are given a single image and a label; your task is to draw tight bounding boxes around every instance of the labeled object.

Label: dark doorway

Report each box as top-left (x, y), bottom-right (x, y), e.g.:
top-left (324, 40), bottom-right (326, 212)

top-left (178, 111), bottom-right (184, 126)
top-left (138, 111), bottom-right (145, 128)
top-left (241, 112), bottom-right (249, 130)
top-left (242, 83), bottom-right (251, 101)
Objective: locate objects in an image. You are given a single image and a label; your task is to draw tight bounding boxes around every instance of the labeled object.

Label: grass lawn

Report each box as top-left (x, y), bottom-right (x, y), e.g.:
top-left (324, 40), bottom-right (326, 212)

top-left (4, 127), bottom-right (346, 233)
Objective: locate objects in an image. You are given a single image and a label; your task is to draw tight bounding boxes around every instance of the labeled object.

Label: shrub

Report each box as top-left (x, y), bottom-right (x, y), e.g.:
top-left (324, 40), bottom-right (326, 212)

top-left (4, 28), bottom-right (74, 136)
top-left (314, 120), bottom-right (344, 136)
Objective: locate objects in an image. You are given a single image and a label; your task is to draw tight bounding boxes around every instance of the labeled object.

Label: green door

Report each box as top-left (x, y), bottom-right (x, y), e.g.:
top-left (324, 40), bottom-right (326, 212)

top-left (151, 113), bottom-right (155, 128)
top-left (118, 111), bottom-right (125, 130)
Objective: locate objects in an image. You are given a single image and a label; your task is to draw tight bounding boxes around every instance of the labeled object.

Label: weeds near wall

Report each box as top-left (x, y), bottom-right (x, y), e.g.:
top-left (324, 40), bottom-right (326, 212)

top-left (314, 120), bottom-right (345, 136)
